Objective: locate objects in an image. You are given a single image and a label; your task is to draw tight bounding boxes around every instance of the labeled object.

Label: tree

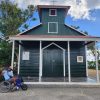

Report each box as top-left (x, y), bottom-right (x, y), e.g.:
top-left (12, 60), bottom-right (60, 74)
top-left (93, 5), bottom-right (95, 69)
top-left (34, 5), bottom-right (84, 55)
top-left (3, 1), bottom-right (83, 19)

top-left (0, 40), bottom-right (12, 67)
top-left (0, 1), bottom-right (35, 68)
top-left (0, 1), bottom-right (35, 37)
top-left (88, 43), bottom-right (100, 60)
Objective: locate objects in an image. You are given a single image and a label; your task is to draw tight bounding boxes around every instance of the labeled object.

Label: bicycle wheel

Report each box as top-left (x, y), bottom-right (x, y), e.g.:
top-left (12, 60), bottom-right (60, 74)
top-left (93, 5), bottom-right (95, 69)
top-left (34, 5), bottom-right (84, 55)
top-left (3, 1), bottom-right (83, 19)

top-left (21, 84), bottom-right (28, 90)
top-left (0, 81), bottom-right (11, 93)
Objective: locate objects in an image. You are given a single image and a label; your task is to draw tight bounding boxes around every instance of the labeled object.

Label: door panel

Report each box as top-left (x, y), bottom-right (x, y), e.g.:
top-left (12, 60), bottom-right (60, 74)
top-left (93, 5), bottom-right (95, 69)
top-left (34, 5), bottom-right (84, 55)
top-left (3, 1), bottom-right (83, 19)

top-left (43, 48), bottom-right (63, 77)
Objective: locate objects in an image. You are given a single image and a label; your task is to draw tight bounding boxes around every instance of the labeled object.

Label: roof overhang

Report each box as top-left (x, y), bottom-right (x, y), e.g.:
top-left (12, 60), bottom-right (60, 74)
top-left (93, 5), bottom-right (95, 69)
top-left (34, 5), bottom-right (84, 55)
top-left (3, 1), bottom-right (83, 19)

top-left (9, 35), bottom-right (100, 42)
top-left (37, 5), bottom-right (70, 9)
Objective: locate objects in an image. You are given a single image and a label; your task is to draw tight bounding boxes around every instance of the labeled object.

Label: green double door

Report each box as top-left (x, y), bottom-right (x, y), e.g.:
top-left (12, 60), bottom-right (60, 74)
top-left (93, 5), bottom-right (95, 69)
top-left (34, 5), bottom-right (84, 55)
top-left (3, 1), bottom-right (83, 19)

top-left (43, 48), bottom-right (63, 77)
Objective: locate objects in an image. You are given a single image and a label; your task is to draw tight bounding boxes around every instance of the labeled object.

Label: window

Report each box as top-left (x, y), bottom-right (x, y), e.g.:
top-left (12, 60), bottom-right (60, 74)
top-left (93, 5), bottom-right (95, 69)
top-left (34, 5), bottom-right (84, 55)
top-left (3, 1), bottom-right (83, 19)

top-left (48, 22), bottom-right (58, 33)
top-left (49, 9), bottom-right (57, 16)
top-left (77, 56), bottom-right (83, 63)
top-left (22, 51), bottom-right (30, 60)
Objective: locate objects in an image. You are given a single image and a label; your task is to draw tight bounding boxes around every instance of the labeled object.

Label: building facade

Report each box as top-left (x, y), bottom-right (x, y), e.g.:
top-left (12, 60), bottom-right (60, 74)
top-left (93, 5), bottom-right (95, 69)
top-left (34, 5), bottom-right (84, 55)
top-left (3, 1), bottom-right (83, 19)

top-left (9, 5), bottom-right (100, 83)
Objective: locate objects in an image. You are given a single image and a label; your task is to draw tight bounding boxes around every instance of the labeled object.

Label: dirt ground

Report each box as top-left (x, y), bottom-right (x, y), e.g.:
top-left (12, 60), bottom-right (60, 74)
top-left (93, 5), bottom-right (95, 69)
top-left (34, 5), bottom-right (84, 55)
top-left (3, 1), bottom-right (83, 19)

top-left (88, 69), bottom-right (100, 79)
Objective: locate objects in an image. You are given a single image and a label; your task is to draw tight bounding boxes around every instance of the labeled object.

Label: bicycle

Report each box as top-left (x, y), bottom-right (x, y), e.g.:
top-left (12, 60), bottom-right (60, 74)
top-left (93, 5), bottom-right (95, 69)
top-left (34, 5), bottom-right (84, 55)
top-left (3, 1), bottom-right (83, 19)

top-left (0, 80), bottom-right (28, 93)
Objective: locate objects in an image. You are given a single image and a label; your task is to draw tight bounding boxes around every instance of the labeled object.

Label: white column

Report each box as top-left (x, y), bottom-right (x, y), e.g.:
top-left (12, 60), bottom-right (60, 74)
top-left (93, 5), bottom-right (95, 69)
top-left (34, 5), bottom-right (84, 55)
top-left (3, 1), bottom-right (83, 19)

top-left (18, 41), bottom-right (21, 74)
top-left (68, 41), bottom-right (71, 82)
top-left (11, 40), bottom-right (15, 69)
top-left (95, 41), bottom-right (99, 82)
top-left (63, 50), bottom-right (66, 77)
top-left (85, 44), bottom-right (88, 77)
top-left (39, 41), bottom-right (42, 82)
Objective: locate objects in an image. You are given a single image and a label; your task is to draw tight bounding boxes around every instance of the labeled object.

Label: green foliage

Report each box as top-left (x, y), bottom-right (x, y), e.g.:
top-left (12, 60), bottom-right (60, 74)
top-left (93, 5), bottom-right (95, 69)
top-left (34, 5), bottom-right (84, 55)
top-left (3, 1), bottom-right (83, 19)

top-left (71, 25), bottom-right (80, 29)
top-left (0, 1), bottom-right (35, 37)
top-left (0, 40), bottom-right (12, 68)
top-left (88, 61), bottom-right (96, 69)
top-left (88, 60), bottom-right (100, 70)
top-left (0, 1), bottom-right (36, 70)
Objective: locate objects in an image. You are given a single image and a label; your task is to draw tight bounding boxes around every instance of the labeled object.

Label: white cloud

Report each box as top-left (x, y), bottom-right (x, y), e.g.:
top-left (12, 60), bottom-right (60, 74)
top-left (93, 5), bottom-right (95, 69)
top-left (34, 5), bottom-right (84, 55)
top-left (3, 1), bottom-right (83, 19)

top-left (9, 0), bottom-right (100, 20)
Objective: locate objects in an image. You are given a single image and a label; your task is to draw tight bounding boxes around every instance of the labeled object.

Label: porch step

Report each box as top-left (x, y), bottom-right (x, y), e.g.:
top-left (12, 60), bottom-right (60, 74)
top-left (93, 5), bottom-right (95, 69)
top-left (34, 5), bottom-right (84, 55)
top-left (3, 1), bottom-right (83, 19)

top-left (25, 82), bottom-right (100, 88)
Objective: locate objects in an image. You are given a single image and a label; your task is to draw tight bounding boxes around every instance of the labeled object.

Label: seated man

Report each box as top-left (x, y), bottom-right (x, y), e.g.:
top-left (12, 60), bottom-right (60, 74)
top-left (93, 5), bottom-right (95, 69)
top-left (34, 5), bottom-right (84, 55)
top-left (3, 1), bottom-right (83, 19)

top-left (2, 67), bottom-right (17, 84)
top-left (2, 67), bottom-right (11, 81)
top-left (2, 67), bottom-right (23, 89)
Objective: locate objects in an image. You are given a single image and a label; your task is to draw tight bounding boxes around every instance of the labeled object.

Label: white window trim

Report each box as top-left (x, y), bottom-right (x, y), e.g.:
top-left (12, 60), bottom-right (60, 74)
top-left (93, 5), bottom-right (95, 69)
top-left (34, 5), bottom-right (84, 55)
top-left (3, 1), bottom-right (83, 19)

top-left (49, 9), bottom-right (57, 16)
top-left (48, 22), bottom-right (58, 33)
top-left (77, 56), bottom-right (83, 63)
top-left (22, 51), bottom-right (30, 60)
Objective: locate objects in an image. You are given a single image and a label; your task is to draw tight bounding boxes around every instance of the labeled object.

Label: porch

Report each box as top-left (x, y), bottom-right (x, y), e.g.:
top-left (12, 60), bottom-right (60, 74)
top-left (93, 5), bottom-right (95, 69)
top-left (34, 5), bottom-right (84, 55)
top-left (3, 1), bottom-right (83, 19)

top-left (9, 35), bottom-right (100, 84)
top-left (23, 77), bottom-right (96, 83)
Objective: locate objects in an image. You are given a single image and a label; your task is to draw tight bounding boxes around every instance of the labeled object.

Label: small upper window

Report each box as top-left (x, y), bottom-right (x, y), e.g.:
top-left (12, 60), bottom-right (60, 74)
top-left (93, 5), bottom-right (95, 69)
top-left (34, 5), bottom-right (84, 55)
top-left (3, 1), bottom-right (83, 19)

top-left (49, 9), bottom-right (57, 16)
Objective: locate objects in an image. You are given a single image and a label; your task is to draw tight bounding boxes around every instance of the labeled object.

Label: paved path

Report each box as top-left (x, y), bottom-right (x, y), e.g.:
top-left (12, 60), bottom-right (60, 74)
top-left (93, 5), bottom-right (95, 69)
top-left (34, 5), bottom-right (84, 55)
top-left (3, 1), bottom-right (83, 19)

top-left (0, 87), bottom-right (100, 100)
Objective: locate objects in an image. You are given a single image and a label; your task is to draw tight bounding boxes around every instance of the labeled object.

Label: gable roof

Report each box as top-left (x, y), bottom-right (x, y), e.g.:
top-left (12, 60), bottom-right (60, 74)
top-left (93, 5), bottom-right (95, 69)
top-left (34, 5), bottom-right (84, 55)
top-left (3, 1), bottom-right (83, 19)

top-left (17, 23), bottom-right (88, 36)
top-left (17, 23), bottom-right (42, 36)
top-left (64, 24), bottom-right (88, 36)
top-left (16, 5), bottom-right (87, 36)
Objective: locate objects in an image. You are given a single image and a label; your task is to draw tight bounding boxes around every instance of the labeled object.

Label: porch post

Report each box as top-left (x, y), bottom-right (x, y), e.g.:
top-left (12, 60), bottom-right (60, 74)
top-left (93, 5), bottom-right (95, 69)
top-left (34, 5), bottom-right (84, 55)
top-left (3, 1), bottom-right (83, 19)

top-left (63, 50), bottom-right (66, 77)
top-left (11, 40), bottom-right (15, 69)
top-left (18, 41), bottom-right (21, 74)
top-left (95, 41), bottom-right (99, 82)
top-left (85, 44), bottom-right (88, 77)
top-left (68, 41), bottom-right (71, 82)
top-left (39, 41), bottom-right (42, 82)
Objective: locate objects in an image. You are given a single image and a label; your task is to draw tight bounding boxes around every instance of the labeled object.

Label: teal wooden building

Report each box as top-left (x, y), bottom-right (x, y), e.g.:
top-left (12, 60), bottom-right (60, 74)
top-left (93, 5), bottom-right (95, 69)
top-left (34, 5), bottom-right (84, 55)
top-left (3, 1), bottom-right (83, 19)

top-left (9, 5), bottom-right (100, 83)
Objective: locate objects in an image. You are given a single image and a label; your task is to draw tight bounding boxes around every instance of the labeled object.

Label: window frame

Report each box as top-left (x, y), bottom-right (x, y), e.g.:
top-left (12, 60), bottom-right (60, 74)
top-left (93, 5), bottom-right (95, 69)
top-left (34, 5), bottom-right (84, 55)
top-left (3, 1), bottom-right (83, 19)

top-left (48, 22), bottom-right (58, 33)
top-left (22, 51), bottom-right (30, 60)
top-left (77, 56), bottom-right (83, 63)
top-left (49, 9), bottom-right (57, 16)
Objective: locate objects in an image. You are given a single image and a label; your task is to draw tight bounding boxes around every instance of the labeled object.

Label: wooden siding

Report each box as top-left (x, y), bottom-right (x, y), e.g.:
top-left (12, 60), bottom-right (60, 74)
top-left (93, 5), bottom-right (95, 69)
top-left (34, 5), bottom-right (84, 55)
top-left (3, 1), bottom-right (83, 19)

top-left (70, 41), bottom-right (86, 77)
top-left (19, 41), bottom-right (86, 77)
top-left (24, 8), bottom-right (84, 36)
top-left (19, 41), bottom-right (39, 77)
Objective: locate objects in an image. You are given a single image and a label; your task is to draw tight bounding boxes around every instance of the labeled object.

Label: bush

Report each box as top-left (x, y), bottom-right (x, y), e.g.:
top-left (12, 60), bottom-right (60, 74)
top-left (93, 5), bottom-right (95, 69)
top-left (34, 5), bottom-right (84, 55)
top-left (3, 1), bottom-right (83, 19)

top-left (88, 61), bottom-right (100, 70)
top-left (88, 61), bottom-right (96, 69)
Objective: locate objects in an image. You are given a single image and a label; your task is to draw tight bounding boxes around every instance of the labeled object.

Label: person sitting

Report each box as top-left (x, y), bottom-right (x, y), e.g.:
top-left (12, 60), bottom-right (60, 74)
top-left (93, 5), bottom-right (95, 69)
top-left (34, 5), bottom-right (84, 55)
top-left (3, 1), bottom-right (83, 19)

top-left (2, 67), bottom-right (11, 81)
top-left (2, 66), bottom-right (24, 90)
top-left (2, 66), bottom-right (17, 87)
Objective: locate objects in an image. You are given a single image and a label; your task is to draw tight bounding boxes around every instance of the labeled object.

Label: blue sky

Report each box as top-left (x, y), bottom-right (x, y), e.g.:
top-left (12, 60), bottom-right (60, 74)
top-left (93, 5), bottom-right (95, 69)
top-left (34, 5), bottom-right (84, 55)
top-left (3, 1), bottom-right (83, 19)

top-left (65, 9), bottom-right (100, 36)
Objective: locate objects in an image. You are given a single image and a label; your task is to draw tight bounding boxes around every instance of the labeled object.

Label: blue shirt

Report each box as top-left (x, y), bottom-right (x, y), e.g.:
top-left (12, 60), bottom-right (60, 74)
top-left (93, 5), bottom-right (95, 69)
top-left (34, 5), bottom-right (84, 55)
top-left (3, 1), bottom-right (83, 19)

top-left (2, 70), bottom-right (10, 81)
top-left (7, 70), bottom-right (14, 77)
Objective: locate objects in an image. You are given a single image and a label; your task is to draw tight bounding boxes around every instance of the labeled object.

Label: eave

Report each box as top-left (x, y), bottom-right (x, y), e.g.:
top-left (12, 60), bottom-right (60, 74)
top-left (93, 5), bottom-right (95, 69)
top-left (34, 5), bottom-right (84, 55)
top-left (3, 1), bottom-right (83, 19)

top-left (9, 35), bottom-right (100, 42)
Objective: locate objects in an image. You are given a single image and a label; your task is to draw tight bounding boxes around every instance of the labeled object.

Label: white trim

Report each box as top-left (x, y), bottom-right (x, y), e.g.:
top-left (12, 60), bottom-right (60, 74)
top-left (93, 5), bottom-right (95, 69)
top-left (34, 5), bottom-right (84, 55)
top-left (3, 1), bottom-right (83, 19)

top-left (49, 9), bottom-right (57, 16)
top-left (77, 56), bottom-right (83, 63)
top-left (63, 50), bottom-right (66, 77)
top-left (9, 37), bottom-right (100, 42)
top-left (42, 42), bottom-right (66, 77)
top-left (85, 44), bottom-right (88, 77)
top-left (64, 24), bottom-right (88, 36)
top-left (18, 41), bottom-right (21, 74)
top-left (16, 23), bottom-right (42, 36)
top-left (24, 82), bottom-right (100, 85)
top-left (11, 40), bottom-right (15, 69)
top-left (48, 22), bottom-right (58, 33)
top-left (39, 41), bottom-right (42, 78)
top-left (42, 42), bottom-right (65, 50)
top-left (95, 41), bottom-right (99, 83)
top-left (68, 41), bottom-right (71, 82)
